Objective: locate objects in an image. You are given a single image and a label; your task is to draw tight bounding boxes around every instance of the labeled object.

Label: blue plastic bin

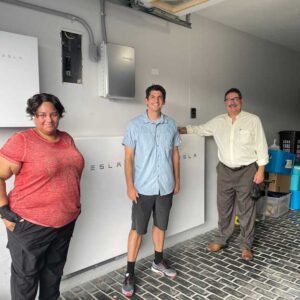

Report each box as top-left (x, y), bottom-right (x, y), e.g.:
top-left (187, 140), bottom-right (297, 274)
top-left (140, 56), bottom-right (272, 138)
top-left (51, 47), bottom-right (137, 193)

top-left (290, 191), bottom-right (300, 210)
top-left (290, 166), bottom-right (300, 191)
top-left (265, 150), bottom-right (296, 175)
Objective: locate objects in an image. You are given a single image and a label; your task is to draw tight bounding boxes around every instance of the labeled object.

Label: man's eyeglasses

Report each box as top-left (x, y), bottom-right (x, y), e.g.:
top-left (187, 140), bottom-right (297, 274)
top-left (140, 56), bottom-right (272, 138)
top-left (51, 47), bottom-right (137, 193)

top-left (225, 97), bottom-right (240, 102)
top-left (35, 112), bottom-right (60, 119)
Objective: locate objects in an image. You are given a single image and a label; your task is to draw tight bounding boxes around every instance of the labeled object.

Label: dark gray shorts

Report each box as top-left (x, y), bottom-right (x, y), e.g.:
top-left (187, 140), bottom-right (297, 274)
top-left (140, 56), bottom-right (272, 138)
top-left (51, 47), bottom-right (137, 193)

top-left (131, 193), bottom-right (173, 235)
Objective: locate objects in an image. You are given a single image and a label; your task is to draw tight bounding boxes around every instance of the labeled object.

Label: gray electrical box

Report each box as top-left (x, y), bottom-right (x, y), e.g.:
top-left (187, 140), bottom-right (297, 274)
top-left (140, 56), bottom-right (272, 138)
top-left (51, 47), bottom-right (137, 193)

top-left (99, 42), bottom-right (135, 100)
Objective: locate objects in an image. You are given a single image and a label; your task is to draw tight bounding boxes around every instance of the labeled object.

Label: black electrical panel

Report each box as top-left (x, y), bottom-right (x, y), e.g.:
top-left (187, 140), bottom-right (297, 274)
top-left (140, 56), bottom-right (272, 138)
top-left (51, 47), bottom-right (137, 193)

top-left (61, 31), bottom-right (82, 84)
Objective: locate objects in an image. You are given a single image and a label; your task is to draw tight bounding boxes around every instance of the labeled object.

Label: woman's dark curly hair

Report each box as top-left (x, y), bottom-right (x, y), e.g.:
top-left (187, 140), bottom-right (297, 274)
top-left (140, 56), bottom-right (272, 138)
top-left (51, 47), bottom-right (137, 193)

top-left (26, 93), bottom-right (65, 119)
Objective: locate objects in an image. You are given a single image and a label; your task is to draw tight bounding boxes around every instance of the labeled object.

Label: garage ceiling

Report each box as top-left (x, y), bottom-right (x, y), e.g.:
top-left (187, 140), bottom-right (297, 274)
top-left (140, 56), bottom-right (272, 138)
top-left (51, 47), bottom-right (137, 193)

top-left (195, 0), bottom-right (300, 53)
top-left (143, 0), bottom-right (300, 53)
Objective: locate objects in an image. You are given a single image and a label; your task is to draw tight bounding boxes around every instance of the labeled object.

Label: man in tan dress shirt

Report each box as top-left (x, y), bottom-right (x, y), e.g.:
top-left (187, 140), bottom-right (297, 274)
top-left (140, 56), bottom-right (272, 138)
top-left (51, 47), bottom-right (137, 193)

top-left (179, 88), bottom-right (268, 261)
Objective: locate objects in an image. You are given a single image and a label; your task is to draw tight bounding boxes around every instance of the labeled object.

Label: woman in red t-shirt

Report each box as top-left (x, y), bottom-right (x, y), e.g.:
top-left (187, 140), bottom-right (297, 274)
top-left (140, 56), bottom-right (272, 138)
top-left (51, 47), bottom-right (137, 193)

top-left (0, 93), bottom-right (84, 300)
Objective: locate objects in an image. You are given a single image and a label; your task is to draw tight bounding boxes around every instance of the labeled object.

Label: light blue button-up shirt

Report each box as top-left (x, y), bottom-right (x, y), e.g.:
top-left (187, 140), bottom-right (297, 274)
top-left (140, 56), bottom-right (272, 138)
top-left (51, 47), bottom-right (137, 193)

top-left (122, 112), bottom-right (181, 196)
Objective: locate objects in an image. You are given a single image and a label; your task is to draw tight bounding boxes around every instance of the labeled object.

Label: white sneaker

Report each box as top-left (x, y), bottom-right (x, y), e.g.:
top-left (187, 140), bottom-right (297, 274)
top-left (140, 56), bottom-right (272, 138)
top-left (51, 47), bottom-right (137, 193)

top-left (151, 260), bottom-right (177, 279)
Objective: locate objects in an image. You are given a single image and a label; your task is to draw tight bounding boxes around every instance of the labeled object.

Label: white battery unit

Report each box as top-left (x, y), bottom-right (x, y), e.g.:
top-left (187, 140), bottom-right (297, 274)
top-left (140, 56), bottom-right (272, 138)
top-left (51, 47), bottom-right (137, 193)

top-left (0, 31), bottom-right (39, 127)
top-left (98, 42), bottom-right (135, 100)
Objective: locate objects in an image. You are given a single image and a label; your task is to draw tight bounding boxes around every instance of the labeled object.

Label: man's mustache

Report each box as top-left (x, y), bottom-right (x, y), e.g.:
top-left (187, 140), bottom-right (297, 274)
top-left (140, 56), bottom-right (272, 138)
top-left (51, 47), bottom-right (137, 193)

top-left (228, 103), bottom-right (238, 108)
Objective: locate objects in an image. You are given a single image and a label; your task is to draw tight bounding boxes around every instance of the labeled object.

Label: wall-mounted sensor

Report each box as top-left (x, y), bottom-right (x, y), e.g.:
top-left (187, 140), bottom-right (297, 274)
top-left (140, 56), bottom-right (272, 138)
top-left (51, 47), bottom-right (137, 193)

top-left (191, 107), bottom-right (196, 119)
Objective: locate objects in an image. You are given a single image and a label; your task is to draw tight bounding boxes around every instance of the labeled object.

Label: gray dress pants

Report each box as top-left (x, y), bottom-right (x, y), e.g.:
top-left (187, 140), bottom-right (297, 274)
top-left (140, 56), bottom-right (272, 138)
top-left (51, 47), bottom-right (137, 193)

top-left (214, 162), bottom-right (257, 250)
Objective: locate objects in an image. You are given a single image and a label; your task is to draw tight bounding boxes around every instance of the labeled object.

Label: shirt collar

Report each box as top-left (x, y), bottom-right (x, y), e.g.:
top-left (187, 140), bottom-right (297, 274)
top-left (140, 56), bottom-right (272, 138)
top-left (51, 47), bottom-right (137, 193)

top-left (226, 110), bottom-right (243, 121)
top-left (142, 111), bottom-right (167, 124)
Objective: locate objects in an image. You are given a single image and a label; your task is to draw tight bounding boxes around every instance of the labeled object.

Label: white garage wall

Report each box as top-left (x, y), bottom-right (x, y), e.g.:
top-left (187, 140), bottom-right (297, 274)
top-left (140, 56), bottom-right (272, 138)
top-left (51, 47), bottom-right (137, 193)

top-left (0, 0), bottom-right (300, 296)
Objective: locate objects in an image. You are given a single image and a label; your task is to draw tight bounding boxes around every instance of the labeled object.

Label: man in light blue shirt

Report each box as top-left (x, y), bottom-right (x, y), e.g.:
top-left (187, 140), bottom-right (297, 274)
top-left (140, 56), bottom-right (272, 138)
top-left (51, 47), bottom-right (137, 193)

top-left (122, 85), bottom-right (180, 297)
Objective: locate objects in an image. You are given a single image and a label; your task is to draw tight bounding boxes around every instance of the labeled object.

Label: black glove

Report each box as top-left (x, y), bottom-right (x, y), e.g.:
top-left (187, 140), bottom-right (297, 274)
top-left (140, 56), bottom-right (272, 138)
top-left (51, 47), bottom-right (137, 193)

top-left (0, 205), bottom-right (21, 222)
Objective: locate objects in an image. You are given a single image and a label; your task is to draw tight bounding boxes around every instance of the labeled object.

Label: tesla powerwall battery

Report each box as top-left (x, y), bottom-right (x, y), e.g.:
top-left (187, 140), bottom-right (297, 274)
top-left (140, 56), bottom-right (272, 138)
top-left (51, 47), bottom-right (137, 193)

top-left (99, 42), bottom-right (135, 100)
top-left (0, 31), bottom-right (39, 127)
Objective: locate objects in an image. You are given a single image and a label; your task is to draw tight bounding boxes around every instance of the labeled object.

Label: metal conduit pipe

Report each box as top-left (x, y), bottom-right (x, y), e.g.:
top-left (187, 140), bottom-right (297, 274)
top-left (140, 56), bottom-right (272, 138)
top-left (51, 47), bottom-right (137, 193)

top-left (0, 0), bottom-right (99, 61)
top-left (100, 0), bottom-right (108, 44)
top-left (128, 0), bottom-right (191, 29)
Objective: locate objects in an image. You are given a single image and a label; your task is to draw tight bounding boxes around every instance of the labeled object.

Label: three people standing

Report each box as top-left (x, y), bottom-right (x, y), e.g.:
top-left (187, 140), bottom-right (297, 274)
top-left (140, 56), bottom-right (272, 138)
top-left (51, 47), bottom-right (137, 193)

top-left (0, 86), bottom-right (269, 299)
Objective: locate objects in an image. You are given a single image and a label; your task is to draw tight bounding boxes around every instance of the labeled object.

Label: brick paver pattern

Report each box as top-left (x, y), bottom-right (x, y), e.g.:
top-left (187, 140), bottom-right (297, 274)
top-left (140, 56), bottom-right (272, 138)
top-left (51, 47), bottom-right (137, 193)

top-left (61, 211), bottom-right (300, 300)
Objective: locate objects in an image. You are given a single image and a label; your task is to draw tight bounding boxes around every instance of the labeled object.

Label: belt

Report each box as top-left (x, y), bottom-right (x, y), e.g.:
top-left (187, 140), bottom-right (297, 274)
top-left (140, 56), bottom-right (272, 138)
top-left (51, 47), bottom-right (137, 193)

top-left (220, 162), bottom-right (255, 171)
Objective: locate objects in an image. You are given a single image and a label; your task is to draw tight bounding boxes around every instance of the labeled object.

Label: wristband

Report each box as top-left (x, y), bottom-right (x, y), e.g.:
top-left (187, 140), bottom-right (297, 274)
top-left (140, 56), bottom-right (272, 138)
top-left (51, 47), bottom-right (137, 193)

top-left (0, 205), bottom-right (21, 222)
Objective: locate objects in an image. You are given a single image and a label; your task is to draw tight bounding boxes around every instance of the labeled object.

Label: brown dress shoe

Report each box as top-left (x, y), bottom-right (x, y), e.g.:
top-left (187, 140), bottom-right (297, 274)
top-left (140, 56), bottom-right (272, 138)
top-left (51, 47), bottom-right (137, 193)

top-left (241, 249), bottom-right (253, 261)
top-left (207, 243), bottom-right (224, 252)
